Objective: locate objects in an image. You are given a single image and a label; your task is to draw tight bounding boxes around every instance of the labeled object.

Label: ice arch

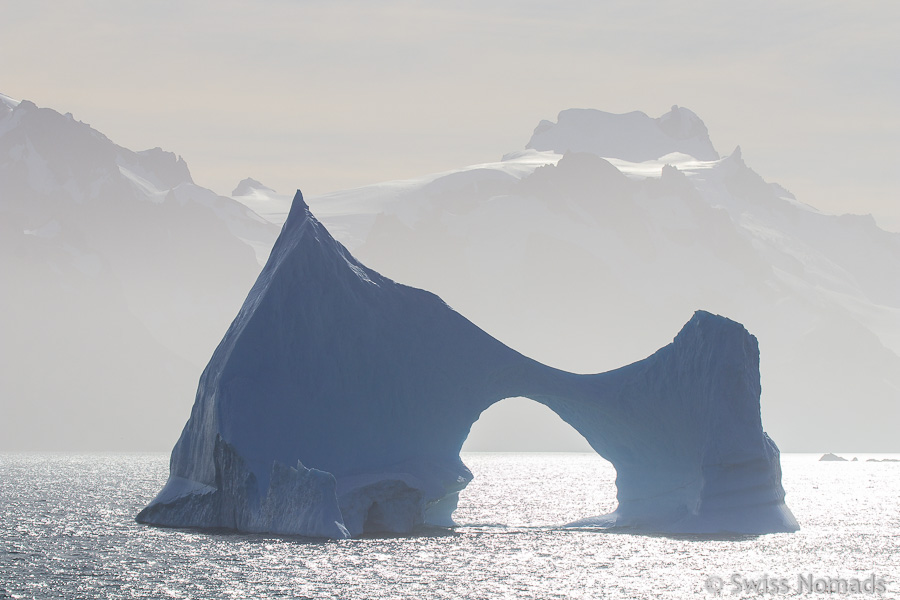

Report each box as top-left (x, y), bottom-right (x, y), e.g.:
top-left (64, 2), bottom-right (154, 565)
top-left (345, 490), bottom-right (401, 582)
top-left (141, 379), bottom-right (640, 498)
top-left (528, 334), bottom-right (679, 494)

top-left (138, 192), bottom-right (798, 538)
top-left (463, 397), bottom-right (593, 452)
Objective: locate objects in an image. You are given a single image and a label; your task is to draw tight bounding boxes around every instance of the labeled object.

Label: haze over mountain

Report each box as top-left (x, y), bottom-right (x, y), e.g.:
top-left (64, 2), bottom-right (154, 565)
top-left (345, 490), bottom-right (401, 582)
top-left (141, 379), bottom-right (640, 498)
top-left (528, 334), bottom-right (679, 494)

top-left (0, 94), bottom-right (278, 449)
top-left (245, 106), bottom-right (900, 452)
top-left (2, 95), bottom-right (897, 452)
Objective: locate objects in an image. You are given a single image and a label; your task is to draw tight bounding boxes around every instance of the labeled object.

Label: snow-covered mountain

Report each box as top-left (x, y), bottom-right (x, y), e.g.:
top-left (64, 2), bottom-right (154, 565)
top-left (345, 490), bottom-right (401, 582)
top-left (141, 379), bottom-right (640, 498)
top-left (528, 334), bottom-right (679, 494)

top-left (0, 95), bottom-right (279, 450)
top-left (3, 95), bottom-right (896, 452)
top-left (240, 106), bottom-right (900, 451)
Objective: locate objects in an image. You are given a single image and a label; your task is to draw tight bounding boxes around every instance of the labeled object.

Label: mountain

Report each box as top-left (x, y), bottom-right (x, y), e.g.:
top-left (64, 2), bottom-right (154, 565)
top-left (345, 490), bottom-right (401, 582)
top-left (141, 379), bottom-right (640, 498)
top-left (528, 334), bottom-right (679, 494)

top-left (240, 106), bottom-right (900, 452)
top-left (4, 95), bottom-right (896, 453)
top-left (232, 177), bottom-right (276, 197)
top-left (0, 95), bottom-right (279, 449)
top-left (526, 105), bottom-right (719, 162)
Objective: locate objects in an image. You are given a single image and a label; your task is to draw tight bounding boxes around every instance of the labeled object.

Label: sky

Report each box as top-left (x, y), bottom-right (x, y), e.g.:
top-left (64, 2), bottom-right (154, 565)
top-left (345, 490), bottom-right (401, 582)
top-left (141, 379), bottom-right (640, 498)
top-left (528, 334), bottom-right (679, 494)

top-left (2, 0), bottom-right (898, 231)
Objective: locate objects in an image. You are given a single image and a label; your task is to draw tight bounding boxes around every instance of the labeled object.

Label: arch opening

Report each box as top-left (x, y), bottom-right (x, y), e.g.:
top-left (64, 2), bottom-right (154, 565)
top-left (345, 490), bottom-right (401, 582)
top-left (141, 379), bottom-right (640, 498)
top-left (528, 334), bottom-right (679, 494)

top-left (455, 397), bottom-right (618, 528)
top-left (462, 396), bottom-right (594, 452)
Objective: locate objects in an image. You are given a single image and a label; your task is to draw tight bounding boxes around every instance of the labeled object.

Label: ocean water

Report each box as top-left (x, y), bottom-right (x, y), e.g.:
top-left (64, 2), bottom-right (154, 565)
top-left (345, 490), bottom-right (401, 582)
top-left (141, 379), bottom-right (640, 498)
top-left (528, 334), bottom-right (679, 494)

top-left (1, 452), bottom-right (897, 599)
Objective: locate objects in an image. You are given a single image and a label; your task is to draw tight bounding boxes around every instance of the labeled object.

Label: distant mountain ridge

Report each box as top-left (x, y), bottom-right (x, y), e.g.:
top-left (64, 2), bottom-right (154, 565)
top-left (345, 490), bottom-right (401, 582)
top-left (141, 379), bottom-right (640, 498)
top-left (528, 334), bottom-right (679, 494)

top-left (0, 95), bottom-right (279, 450)
top-left (526, 106), bottom-right (719, 162)
top-left (278, 106), bottom-right (898, 452)
top-left (2, 95), bottom-right (897, 451)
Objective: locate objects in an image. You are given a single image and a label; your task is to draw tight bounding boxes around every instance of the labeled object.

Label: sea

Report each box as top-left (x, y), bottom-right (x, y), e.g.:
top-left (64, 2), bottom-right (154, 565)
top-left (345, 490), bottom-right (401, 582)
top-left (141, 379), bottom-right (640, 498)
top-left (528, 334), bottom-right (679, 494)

top-left (1, 452), bottom-right (897, 599)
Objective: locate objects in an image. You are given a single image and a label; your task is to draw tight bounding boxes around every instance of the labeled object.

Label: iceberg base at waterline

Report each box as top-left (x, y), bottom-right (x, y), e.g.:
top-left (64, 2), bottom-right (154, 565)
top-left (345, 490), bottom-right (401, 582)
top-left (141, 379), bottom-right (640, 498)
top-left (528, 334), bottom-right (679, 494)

top-left (137, 191), bottom-right (798, 538)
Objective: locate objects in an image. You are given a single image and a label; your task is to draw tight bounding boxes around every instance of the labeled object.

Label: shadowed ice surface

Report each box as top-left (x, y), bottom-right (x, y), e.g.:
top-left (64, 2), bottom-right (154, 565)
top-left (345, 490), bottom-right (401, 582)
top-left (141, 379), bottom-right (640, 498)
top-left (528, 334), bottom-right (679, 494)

top-left (2, 453), bottom-right (897, 599)
top-left (137, 192), bottom-right (796, 537)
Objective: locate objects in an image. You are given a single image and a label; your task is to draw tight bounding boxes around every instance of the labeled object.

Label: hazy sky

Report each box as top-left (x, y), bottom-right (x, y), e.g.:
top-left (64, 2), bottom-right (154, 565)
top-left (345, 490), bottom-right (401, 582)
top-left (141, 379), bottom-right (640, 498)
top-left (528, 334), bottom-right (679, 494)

top-left (3, 1), bottom-right (897, 229)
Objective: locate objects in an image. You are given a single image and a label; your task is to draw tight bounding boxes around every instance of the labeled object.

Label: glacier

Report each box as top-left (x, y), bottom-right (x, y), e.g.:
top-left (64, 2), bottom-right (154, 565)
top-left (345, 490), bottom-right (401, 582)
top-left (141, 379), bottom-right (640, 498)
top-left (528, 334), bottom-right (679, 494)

top-left (138, 190), bottom-right (798, 538)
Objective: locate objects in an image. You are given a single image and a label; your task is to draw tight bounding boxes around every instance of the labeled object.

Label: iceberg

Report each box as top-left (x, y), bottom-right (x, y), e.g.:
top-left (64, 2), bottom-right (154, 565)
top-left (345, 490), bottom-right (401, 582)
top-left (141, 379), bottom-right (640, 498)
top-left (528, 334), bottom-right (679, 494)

top-left (819, 453), bottom-right (848, 462)
top-left (138, 191), bottom-right (798, 537)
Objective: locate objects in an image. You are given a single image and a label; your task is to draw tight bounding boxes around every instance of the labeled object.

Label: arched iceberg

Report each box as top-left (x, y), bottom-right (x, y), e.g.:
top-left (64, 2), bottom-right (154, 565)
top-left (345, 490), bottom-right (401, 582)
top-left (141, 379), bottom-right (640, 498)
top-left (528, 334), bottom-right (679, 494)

top-left (137, 191), bottom-right (798, 537)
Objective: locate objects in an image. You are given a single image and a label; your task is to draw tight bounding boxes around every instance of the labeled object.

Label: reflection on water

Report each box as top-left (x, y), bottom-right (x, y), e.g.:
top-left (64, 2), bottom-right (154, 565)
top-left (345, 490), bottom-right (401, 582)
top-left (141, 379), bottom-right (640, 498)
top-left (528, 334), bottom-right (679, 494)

top-left (0, 452), bottom-right (897, 599)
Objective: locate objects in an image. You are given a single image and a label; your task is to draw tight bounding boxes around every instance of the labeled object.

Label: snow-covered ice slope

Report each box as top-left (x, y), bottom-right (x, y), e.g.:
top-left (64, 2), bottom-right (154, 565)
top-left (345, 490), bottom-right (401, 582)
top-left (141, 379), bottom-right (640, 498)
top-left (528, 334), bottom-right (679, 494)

top-left (138, 191), bottom-right (798, 538)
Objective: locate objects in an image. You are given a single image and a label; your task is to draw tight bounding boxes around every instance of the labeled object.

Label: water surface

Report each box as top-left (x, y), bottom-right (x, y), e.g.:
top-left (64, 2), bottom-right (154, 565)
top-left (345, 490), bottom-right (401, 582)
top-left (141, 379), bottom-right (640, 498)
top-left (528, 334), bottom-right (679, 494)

top-left (1, 453), bottom-right (897, 599)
